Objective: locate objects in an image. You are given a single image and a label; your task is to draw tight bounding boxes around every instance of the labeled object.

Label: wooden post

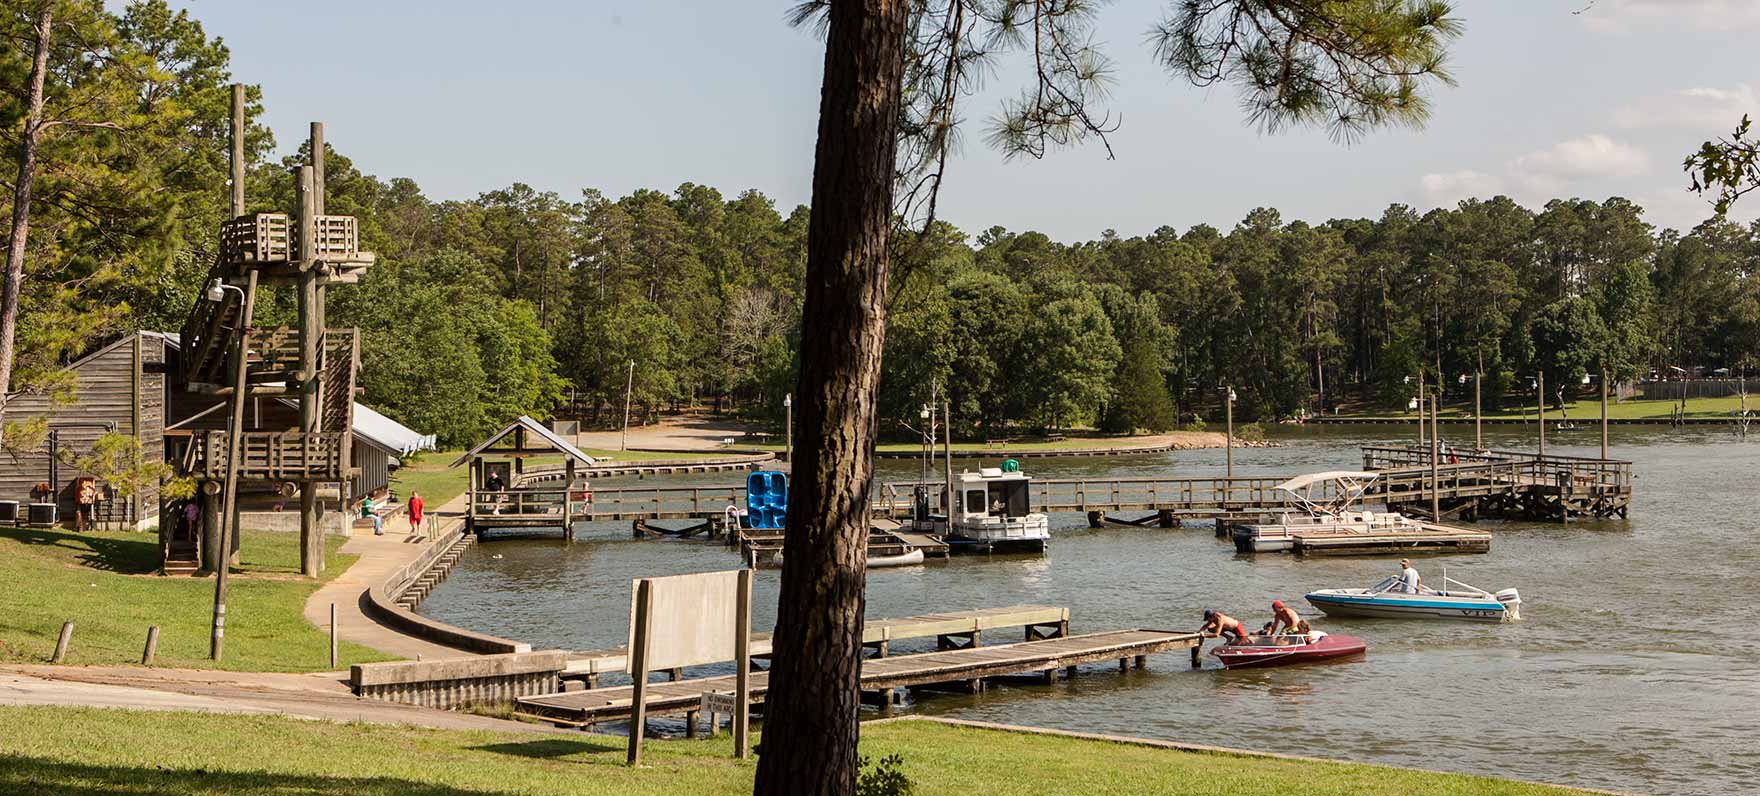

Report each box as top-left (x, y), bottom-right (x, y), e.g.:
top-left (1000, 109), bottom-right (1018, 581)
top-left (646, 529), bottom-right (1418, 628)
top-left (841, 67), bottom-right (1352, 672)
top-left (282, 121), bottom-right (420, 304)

top-left (329, 602), bottom-right (338, 669)
top-left (142, 625), bottom-right (159, 666)
top-left (734, 567), bottom-right (753, 760)
top-left (1190, 646), bottom-right (1200, 669)
top-left (229, 84), bottom-right (245, 217)
top-left (563, 459), bottom-right (576, 543)
top-left (626, 578), bottom-right (652, 766)
top-left (1417, 374), bottom-right (1425, 449)
top-left (52, 620), bottom-right (72, 663)
top-left (200, 481), bottom-right (221, 572)
top-left (297, 165), bottom-right (322, 578)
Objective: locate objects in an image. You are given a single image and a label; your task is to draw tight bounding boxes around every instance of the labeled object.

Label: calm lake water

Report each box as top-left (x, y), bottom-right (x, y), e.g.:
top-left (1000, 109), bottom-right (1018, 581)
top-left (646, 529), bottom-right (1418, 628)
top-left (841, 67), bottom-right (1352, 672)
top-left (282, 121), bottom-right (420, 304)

top-left (419, 424), bottom-right (1758, 794)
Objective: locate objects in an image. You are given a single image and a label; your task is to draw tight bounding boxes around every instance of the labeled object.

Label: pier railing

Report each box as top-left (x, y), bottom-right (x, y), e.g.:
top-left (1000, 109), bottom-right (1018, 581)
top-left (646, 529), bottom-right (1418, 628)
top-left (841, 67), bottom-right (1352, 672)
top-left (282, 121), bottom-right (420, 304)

top-left (1362, 446), bottom-right (1632, 491)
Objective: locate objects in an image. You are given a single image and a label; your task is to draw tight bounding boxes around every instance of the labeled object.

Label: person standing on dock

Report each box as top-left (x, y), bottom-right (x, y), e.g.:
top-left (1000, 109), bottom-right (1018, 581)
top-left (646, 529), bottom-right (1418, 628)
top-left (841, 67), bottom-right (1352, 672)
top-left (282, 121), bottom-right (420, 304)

top-left (1398, 559), bottom-right (1424, 593)
top-left (407, 491), bottom-right (424, 534)
top-left (1200, 609), bottom-right (1249, 644)
top-left (1270, 600), bottom-right (1311, 636)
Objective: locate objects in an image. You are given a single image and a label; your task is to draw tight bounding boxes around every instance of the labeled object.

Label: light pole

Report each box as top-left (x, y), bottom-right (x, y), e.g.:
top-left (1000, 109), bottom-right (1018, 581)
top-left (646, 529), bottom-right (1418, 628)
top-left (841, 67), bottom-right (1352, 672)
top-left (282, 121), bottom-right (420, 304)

top-left (1224, 386), bottom-right (1236, 479)
top-left (1406, 374), bottom-right (1424, 448)
top-left (205, 277), bottom-right (248, 661)
top-left (1537, 369), bottom-right (1545, 457)
top-left (620, 360), bottom-right (634, 452)
top-left (919, 404), bottom-right (932, 484)
top-left (782, 393), bottom-right (792, 465)
top-left (1599, 366), bottom-right (1609, 459)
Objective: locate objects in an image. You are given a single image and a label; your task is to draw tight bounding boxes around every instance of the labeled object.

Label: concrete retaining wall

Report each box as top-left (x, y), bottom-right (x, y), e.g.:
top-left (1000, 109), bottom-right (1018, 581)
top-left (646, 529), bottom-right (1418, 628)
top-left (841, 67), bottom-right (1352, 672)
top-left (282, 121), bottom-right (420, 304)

top-left (351, 651), bottom-right (566, 709)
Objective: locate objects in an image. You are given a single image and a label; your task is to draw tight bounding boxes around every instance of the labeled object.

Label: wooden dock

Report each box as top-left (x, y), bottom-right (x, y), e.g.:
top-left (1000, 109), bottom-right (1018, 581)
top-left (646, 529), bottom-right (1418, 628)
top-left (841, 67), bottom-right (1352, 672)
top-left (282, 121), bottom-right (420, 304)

top-left (1231, 521), bottom-right (1492, 556)
top-left (735, 518), bottom-right (951, 568)
top-left (465, 446), bottom-right (1631, 541)
top-left (561, 604), bottom-right (1069, 685)
top-left (519, 628), bottom-right (1200, 728)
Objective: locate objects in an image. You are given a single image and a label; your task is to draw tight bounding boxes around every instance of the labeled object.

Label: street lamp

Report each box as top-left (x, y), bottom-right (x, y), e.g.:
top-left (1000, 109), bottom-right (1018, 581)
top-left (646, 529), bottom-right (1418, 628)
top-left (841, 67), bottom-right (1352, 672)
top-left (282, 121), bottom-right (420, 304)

top-left (783, 393), bottom-right (795, 464)
top-left (205, 277), bottom-right (248, 660)
top-left (620, 360), bottom-right (635, 452)
top-left (1223, 386), bottom-right (1236, 479)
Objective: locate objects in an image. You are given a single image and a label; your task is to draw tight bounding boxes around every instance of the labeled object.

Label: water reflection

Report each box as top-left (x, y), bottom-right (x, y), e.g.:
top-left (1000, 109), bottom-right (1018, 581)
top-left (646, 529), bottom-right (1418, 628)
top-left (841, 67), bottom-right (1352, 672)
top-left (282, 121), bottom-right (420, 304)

top-left (418, 424), bottom-right (1758, 794)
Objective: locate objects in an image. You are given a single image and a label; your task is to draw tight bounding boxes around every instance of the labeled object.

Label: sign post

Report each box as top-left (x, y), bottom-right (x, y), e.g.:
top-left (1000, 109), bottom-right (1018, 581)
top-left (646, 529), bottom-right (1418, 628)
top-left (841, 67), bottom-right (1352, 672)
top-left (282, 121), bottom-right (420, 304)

top-left (625, 568), bottom-right (754, 766)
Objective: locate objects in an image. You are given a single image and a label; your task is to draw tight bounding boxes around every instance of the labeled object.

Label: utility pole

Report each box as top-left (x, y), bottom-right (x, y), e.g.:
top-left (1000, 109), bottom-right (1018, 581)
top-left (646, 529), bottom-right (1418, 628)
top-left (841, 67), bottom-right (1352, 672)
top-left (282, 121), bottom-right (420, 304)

top-left (210, 85), bottom-right (251, 661)
top-left (1474, 353), bottom-right (1483, 452)
top-left (943, 397), bottom-right (954, 517)
top-left (1600, 365), bottom-right (1609, 460)
top-left (1537, 369), bottom-right (1546, 457)
top-left (1430, 394), bottom-right (1441, 522)
top-left (620, 360), bottom-right (635, 451)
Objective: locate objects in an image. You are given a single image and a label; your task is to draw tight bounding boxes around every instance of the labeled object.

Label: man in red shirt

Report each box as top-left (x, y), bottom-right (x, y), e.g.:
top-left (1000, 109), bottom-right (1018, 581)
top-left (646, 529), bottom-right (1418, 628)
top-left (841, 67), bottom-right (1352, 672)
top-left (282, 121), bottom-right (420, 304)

top-left (407, 491), bottom-right (424, 534)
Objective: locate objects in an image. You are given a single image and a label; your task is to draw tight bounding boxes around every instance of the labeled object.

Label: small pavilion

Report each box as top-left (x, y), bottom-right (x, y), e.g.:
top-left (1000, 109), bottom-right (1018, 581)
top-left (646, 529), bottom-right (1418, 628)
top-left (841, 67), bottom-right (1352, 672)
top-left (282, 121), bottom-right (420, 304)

top-left (450, 416), bottom-right (596, 540)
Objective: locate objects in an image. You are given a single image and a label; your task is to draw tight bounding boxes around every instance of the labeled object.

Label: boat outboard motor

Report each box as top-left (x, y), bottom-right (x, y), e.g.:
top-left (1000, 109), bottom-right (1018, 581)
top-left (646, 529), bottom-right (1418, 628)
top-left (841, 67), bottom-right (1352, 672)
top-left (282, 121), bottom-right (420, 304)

top-left (1494, 588), bottom-right (1522, 621)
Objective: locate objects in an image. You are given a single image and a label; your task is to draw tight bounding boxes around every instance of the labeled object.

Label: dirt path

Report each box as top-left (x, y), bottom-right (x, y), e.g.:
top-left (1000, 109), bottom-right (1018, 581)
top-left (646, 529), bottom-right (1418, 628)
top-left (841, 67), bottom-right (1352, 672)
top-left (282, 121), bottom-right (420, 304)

top-left (572, 416), bottom-right (758, 451)
top-left (301, 494), bottom-right (477, 661)
top-left (0, 665), bottom-right (562, 734)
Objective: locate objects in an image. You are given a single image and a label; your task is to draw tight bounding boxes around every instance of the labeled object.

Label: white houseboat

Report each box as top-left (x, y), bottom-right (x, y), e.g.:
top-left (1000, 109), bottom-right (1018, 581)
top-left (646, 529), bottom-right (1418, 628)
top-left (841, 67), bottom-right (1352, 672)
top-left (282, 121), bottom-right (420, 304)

top-left (935, 463), bottom-right (1050, 552)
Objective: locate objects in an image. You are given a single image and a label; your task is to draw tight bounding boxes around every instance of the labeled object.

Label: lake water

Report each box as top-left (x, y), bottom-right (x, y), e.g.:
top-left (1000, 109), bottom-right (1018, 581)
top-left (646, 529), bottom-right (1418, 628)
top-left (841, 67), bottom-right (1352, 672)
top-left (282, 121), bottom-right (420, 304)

top-left (418, 424), bottom-right (1758, 794)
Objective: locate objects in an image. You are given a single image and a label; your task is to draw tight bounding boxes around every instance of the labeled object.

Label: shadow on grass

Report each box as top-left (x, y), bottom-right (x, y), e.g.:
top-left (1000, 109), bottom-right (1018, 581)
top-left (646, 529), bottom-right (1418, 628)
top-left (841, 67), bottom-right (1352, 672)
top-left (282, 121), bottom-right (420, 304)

top-left (469, 736), bottom-right (625, 760)
top-left (0, 527), bottom-right (160, 575)
top-left (0, 756), bottom-right (521, 796)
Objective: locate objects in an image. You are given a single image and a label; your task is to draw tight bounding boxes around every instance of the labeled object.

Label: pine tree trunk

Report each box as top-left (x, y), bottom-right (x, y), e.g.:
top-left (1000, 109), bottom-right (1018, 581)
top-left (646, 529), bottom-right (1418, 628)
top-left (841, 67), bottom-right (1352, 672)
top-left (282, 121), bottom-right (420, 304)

top-left (0, 7), bottom-right (53, 429)
top-left (752, 1), bottom-right (905, 794)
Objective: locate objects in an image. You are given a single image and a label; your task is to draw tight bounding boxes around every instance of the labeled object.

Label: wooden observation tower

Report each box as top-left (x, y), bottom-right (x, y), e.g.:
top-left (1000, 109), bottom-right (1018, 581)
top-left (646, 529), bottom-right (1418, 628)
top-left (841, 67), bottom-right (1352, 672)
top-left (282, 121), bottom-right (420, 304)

top-left (171, 84), bottom-right (373, 585)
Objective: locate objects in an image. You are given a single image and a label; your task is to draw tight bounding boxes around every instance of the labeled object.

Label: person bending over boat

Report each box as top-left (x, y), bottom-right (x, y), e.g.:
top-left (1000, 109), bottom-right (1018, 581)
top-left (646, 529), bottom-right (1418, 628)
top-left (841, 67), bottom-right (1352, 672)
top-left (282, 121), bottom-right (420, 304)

top-left (1201, 609), bottom-right (1249, 644)
top-left (1397, 559), bottom-right (1425, 593)
top-left (1270, 600), bottom-right (1311, 635)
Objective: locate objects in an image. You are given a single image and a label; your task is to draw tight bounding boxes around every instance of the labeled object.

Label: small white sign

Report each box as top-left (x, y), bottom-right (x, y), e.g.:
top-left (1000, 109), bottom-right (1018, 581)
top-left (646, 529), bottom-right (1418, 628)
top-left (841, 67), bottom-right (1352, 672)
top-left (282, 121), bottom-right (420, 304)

top-left (700, 690), bottom-right (740, 715)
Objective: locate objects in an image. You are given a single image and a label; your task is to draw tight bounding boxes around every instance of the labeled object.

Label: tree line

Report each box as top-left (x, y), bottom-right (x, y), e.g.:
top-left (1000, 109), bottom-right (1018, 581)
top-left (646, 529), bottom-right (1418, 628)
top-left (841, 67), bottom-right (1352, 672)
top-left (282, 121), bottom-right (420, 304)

top-left (7, 3), bottom-right (1758, 453)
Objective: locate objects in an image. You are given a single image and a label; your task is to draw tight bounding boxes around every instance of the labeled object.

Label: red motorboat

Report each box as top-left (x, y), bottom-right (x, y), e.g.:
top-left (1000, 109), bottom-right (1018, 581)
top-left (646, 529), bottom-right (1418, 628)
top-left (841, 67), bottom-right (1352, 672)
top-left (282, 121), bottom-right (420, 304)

top-left (1211, 632), bottom-right (1366, 669)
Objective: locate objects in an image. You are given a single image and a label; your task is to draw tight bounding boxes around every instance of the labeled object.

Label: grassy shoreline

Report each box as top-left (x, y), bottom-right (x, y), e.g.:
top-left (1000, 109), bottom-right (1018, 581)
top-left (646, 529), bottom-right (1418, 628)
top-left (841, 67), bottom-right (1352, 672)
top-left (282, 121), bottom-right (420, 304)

top-left (0, 706), bottom-right (1600, 796)
top-left (0, 527), bottom-right (391, 672)
top-left (1326, 395), bottom-right (1752, 422)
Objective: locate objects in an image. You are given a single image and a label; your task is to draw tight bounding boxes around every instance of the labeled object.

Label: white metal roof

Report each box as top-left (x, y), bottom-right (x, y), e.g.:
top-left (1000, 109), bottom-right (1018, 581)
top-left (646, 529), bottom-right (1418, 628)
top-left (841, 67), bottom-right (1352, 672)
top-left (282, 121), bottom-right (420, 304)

top-left (1273, 471), bottom-right (1379, 494)
top-left (353, 402), bottom-right (437, 455)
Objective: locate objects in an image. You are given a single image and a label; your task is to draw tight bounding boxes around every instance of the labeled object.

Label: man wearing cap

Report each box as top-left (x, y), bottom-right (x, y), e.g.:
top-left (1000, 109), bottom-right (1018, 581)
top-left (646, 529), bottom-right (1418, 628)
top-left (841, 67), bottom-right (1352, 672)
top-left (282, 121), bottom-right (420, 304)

top-left (1200, 608), bottom-right (1249, 644)
top-left (1398, 558), bottom-right (1424, 593)
top-left (1270, 600), bottom-right (1311, 636)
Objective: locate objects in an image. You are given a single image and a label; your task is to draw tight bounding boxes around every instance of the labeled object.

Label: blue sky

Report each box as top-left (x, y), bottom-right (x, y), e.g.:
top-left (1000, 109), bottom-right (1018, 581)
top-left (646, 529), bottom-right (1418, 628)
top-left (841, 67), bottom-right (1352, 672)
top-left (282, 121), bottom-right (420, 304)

top-left (162, 0), bottom-right (1757, 238)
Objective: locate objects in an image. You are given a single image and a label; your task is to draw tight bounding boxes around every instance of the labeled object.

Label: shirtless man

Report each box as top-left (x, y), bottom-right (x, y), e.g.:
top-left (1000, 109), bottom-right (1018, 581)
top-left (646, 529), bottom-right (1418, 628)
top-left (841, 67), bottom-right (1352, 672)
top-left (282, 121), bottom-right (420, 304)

top-left (1270, 600), bottom-right (1311, 636)
top-left (1200, 609), bottom-right (1250, 644)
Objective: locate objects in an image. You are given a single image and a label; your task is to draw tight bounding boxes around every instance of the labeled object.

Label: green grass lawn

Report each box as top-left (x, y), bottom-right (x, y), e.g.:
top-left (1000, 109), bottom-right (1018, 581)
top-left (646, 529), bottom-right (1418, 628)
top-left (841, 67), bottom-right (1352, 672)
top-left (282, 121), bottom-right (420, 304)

top-left (0, 527), bottom-right (392, 672)
top-left (0, 707), bottom-right (1593, 796)
top-left (1337, 395), bottom-right (1756, 421)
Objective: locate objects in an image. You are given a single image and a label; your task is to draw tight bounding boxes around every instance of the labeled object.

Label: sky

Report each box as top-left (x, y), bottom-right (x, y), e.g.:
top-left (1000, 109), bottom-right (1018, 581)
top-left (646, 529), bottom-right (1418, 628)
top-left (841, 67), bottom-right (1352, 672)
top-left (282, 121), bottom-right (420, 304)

top-left (153, 0), bottom-right (1759, 239)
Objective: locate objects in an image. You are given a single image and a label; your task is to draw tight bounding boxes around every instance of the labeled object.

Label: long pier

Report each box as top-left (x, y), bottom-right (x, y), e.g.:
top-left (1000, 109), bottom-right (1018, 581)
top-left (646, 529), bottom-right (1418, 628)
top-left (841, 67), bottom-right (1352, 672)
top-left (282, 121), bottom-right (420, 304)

top-left (560, 604), bottom-right (1069, 686)
top-left (465, 446), bottom-right (1631, 537)
top-left (517, 628), bottom-right (1201, 729)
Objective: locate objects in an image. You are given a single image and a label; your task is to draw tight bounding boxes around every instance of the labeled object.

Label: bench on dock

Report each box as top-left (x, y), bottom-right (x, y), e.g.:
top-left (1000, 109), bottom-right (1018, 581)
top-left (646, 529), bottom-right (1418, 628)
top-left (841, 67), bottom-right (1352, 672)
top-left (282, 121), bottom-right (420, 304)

top-left (522, 628), bottom-right (1199, 728)
top-left (561, 604), bottom-right (1069, 686)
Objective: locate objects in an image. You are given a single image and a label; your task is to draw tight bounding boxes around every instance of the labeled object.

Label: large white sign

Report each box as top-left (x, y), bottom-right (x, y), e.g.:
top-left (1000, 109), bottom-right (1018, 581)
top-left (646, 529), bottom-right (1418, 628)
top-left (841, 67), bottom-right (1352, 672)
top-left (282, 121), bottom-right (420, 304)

top-left (625, 569), bottom-right (742, 672)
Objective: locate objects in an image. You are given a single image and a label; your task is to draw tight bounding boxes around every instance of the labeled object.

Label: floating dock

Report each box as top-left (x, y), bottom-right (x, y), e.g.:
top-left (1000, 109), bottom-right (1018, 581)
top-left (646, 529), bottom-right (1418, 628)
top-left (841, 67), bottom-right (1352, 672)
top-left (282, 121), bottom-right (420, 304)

top-left (560, 604), bottom-right (1070, 686)
top-left (1229, 520), bottom-right (1492, 556)
top-left (518, 628), bottom-right (1201, 729)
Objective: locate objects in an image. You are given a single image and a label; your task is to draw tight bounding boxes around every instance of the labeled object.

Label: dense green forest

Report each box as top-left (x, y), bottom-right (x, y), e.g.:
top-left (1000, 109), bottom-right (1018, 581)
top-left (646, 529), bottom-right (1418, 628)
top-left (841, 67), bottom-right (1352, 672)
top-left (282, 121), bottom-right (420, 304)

top-left (6, 3), bottom-right (1759, 448)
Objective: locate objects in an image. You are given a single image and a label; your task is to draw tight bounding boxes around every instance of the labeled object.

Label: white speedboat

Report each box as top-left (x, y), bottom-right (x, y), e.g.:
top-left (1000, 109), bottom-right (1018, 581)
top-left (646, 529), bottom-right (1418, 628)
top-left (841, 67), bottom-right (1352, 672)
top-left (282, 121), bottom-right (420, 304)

top-left (1306, 571), bottom-right (1522, 622)
top-left (936, 462), bottom-right (1049, 552)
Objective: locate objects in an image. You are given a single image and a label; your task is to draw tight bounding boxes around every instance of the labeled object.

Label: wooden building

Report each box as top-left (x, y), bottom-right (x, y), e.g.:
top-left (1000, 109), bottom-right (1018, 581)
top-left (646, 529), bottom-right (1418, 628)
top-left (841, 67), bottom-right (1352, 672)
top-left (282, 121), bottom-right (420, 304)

top-left (0, 330), bottom-right (431, 544)
top-left (0, 332), bottom-right (170, 530)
